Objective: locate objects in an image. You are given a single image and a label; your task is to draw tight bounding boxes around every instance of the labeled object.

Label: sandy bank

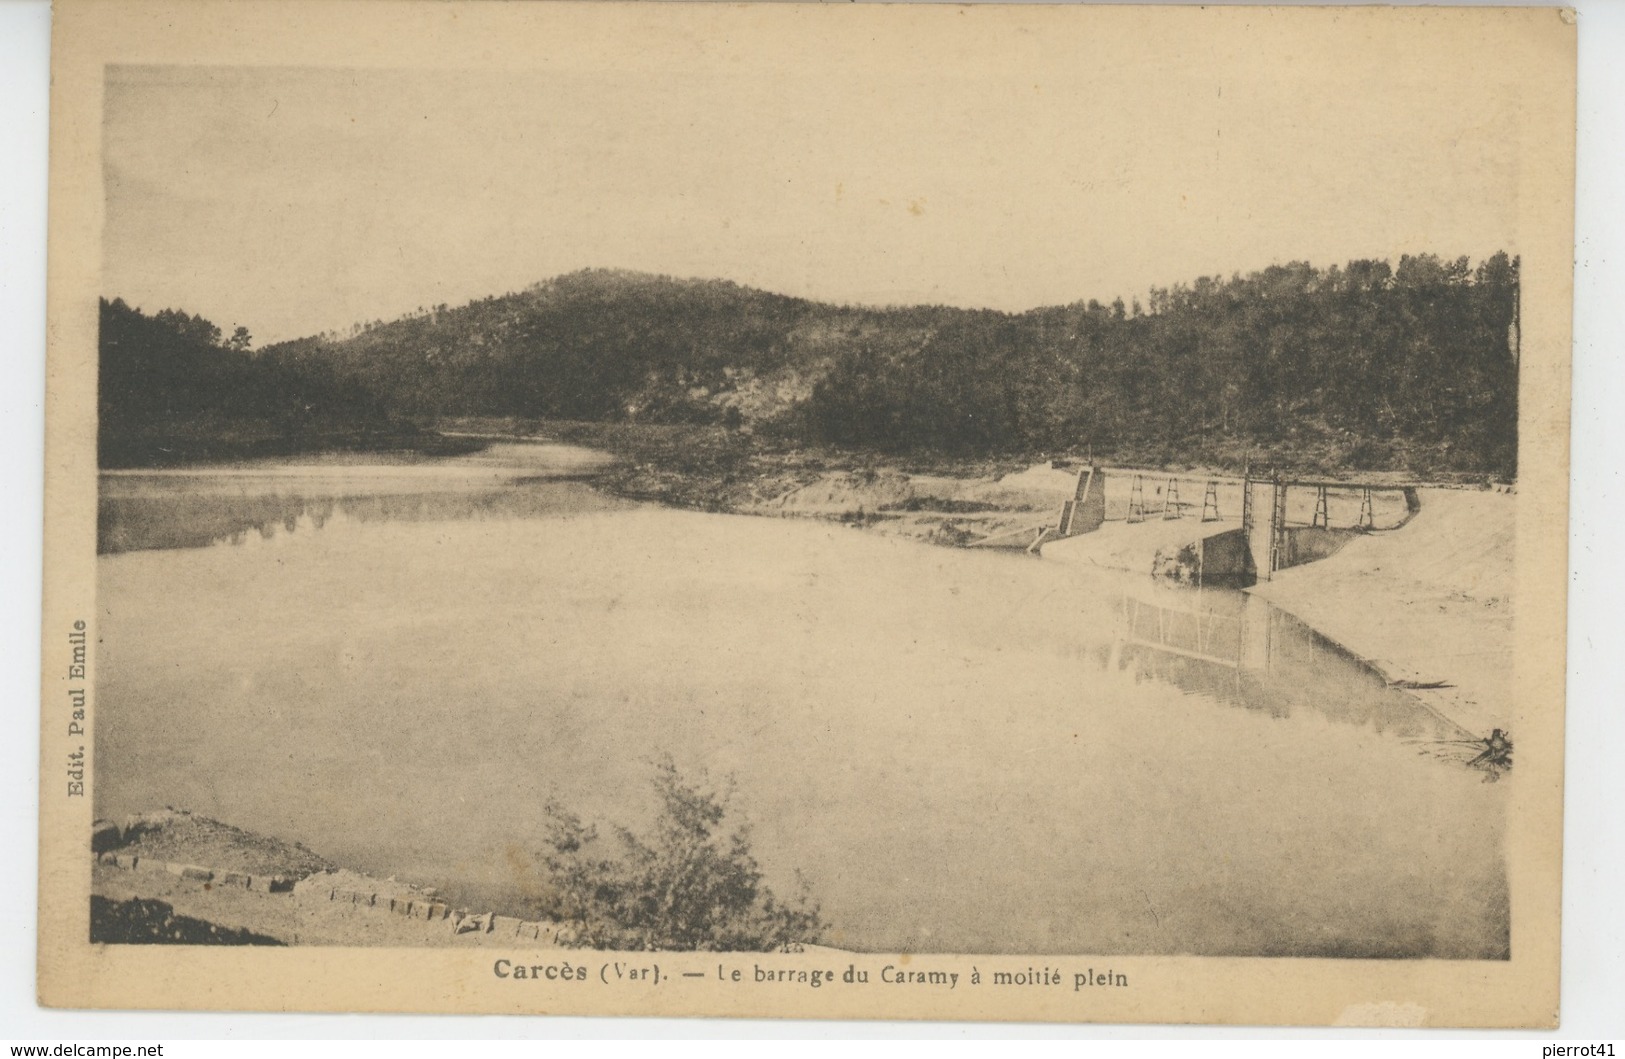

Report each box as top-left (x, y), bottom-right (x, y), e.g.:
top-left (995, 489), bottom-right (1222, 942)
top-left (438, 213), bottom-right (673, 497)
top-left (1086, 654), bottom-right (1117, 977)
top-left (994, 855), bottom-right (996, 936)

top-left (739, 465), bottom-right (1066, 545)
top-left (1248, 487), bottom-right (1514, 734)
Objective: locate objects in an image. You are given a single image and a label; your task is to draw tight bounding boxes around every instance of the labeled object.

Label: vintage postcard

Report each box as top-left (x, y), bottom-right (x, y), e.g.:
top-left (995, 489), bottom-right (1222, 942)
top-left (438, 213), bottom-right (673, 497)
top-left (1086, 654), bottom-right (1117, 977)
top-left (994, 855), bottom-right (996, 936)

top-left (39, 0), bottom-right (1575, 1026)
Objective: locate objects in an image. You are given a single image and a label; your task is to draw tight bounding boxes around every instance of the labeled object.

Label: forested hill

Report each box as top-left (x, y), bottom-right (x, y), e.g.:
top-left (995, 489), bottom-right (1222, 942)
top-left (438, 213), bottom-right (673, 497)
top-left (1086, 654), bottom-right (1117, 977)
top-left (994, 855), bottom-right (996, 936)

top-left (119, 253), bottom-right (1520, 476)
top-left (261, 270), bottom-right (954, 425)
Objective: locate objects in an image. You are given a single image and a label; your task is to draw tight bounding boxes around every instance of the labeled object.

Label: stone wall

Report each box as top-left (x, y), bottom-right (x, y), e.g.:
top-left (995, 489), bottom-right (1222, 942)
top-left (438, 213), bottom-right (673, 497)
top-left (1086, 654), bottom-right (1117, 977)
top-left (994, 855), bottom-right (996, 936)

top-left (93, 820), bottom-right (566, 945)
top-left (96, 849), bottom-right (294, 891)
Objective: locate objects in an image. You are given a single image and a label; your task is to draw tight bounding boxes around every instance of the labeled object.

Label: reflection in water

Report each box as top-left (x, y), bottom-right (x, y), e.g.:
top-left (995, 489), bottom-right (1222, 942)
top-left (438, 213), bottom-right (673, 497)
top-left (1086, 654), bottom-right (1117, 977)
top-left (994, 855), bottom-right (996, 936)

top-left (98, 439), bottom-right (620, 554)
top-left (1113, 589), bottom-right (1472, 744)
top-left (99, 483), bottom-right (628, 554)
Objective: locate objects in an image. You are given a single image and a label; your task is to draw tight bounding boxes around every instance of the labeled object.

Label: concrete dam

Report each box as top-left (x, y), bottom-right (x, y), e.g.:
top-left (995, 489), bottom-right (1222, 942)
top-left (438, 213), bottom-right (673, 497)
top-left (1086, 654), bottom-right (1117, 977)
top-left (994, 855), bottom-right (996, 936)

top-left (1016, 466), bottom-right (1417, 587)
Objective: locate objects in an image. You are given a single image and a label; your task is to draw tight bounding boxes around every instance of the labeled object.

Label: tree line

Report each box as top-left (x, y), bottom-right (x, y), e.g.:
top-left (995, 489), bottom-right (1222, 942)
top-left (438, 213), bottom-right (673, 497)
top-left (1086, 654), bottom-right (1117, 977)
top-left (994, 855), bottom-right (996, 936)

top-left (795, 254), bottom-right (1518, 474)
top-left (103, 253), bottom-right (1520, 476)
top-left (98, 296), bottom-right (401, 466)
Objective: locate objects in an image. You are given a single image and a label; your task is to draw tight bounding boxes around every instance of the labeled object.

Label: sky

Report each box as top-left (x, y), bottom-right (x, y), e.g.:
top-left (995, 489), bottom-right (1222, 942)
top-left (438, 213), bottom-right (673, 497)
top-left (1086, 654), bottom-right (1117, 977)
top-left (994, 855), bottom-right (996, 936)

top-left (101, 7), bottom-right (1536, 345)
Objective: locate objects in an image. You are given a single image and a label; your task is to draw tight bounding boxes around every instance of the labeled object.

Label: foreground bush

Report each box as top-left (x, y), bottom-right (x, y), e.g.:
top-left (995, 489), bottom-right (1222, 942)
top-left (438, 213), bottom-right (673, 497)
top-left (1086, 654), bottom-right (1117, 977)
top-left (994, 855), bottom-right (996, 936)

top-left (537, 757), bottom-right (823, 951)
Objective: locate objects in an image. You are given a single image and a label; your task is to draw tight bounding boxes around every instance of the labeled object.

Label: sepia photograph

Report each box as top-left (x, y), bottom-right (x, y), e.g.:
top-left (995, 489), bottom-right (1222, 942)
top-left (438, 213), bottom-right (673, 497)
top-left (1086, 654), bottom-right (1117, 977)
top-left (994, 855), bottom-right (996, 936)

top-left (37, 0), bottom-right (1577, 1026)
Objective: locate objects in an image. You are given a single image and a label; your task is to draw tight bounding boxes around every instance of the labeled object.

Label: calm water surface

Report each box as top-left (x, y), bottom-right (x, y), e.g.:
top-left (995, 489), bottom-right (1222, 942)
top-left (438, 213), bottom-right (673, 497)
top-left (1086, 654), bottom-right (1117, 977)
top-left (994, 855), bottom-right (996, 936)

top-left (95, 443), bottom-right (1506, 957)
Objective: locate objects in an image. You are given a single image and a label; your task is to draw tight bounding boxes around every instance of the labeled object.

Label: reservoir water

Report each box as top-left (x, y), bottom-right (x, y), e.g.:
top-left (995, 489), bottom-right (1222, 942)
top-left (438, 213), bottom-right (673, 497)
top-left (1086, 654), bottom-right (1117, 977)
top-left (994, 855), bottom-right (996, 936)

top-left (95, 442), bottom-right (1507, 957)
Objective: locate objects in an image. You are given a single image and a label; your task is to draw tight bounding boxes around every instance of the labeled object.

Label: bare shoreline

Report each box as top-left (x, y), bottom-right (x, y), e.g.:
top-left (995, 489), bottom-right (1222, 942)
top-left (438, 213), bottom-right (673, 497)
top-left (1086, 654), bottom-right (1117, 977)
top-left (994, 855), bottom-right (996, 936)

top-left (562, 430), bottom-right (1515, 739)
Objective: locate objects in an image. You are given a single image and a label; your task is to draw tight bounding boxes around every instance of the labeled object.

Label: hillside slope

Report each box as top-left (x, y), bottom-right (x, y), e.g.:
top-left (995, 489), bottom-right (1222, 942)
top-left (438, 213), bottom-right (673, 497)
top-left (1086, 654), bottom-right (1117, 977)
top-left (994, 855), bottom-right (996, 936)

top-left (263, 269), bottom-right (958, 426)
top-left (155, 253), bottom-right (1521, 477)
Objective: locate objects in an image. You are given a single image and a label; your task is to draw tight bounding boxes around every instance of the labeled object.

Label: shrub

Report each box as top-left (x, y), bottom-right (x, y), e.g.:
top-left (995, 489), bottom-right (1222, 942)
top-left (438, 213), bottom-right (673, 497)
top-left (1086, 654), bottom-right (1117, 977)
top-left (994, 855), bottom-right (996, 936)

top-left (537, 757), bottom-right (823, 951)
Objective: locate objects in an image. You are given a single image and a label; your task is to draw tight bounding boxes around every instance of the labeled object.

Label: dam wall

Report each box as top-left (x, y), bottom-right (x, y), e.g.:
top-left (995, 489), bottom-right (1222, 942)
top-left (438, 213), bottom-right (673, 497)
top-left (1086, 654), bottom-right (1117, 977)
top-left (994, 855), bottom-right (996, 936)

top-left (1278, 525), bottom-right (1361, 570)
